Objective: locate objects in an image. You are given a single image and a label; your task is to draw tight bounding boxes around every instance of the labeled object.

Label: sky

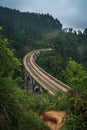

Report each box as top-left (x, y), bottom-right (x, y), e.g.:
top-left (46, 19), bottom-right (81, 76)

top-left (0, 0), bottom-right (87, 30)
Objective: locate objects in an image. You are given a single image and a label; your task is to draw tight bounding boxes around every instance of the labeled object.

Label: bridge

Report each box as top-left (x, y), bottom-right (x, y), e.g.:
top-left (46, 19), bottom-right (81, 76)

top-left (23, 49), bottom-right (70, 94)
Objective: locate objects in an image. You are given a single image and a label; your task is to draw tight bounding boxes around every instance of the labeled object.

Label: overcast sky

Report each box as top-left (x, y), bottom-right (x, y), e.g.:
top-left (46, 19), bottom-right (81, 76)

top-left (0, 0), bottom-right (87, 30)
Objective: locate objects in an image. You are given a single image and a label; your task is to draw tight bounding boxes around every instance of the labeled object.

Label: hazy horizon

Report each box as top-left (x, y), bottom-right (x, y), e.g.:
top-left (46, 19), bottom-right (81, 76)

top-left (0, 0), bottom-right (87, 30)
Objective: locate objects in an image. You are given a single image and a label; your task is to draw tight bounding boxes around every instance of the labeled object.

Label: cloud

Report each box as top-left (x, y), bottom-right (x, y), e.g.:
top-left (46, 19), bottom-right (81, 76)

top-left (0, 0), bottom-right (87, 29)
top-left (0, 0), bottom-right (32, 10)
top-left (64, 0), bottom-right (87, 29)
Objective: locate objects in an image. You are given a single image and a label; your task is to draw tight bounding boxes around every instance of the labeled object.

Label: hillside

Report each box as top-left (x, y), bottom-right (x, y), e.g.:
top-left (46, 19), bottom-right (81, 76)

top-left (0, 6), bottom-right (62, 33)
top-left (0, 6), bottom-right (62, 57)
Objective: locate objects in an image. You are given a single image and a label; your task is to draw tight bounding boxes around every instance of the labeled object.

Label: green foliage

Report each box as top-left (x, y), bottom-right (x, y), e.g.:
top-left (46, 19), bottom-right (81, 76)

top-left (62, 87), bottom-right (87, 130)
top-left (37, 30), bottom-right (87, 130)
top-left (0, 31), bottom-right (21, 78)
top-left (0, 77), bottom-right (50, 130)
top-left (26, 92), bottom-right (60, 114)
top-left (0, 32), bottom-right (50, 130)
top-left (64, 58), bottom-right (87, 87)
top-left (0, 77), bottom-right (22, 130)
top-left (37, 51), bottom-right (65, 82)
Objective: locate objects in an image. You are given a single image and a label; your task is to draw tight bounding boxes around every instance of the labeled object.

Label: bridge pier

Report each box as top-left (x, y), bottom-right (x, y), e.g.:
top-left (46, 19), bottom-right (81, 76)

top-left (24, 69), bottom-right (44, 93)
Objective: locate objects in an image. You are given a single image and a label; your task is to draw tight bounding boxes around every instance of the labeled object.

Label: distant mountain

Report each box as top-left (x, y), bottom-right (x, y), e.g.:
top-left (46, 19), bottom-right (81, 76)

top-left (0, 6), bottom-right (62, 37)
top-left (0, 6), bottom-right (62, 57)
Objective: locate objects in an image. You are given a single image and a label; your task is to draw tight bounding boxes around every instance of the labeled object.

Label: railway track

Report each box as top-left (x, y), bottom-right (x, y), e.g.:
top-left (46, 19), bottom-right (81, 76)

top-left (23, 49), bottom-right (70, 94)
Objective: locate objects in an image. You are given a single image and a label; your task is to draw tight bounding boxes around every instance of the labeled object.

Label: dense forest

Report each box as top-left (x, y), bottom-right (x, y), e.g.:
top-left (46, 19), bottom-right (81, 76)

top-left (37, 30), bottom-right (87, 84)
top-left (0, 6), bottom-right (87, 130)
top-left (0, 6), bottom-right (62, 57)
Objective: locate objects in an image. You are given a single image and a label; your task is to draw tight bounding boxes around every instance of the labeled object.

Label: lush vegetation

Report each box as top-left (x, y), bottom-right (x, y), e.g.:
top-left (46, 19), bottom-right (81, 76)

top-left (0, 28), bottom-right (52, 130)
top-left (0, 6), bottom-right (62, 58)
top-left (37, 30), bottom-right (87, 83)
top-left (37, 29), bottom-right (87, 130)
top-left (0, 6), bottom-right (87, 130)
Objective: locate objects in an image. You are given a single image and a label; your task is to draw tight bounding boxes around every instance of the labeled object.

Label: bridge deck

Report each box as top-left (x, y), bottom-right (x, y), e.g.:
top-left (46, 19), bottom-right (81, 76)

top-left (23, 49), bottom-right (70, 94)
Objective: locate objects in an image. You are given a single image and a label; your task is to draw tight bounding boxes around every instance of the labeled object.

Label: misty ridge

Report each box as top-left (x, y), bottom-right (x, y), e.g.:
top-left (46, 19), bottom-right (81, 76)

top-left (0, 0), bottom-right (87, 30)
top-left (0, 6), bottom-right (62, 33)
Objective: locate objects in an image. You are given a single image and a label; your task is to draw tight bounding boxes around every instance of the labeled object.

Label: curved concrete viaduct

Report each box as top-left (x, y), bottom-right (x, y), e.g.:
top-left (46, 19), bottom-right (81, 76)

top-left (23, 49), bottom-right (70, 94)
